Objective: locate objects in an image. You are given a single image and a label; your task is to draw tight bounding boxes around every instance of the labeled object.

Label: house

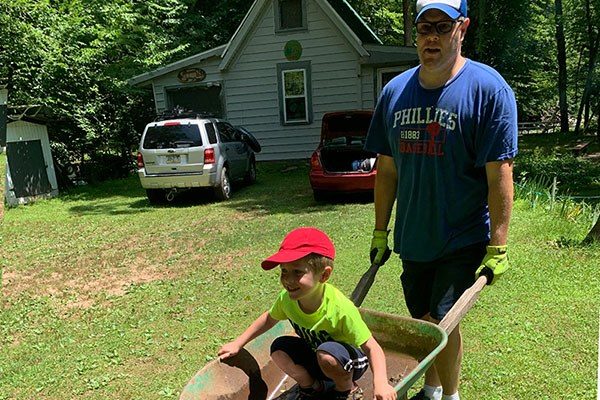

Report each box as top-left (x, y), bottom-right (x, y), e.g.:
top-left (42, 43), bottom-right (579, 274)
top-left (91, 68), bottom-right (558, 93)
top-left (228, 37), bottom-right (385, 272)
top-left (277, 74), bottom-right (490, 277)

top-left (129, 0), bottom-right (418, 160)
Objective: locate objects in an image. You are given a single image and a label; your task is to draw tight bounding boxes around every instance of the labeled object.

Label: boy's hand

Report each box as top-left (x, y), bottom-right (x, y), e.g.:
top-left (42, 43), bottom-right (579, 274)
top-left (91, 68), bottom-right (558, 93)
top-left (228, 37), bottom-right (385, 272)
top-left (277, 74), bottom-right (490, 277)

top-left (217, 342), bottom-right (242, 360)
top-left (373, 381), bottom-right (397, 400)
top-left (475, 245), bottom-right (509, 285)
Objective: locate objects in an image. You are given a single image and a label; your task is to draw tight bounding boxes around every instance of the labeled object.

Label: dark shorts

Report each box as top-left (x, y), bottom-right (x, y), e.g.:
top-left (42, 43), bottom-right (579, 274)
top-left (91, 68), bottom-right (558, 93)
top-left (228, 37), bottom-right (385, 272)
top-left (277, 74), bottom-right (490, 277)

top-left (270, 336), bottom-right (368, 382)
top-left (401, 242), bottom-right (487, 321)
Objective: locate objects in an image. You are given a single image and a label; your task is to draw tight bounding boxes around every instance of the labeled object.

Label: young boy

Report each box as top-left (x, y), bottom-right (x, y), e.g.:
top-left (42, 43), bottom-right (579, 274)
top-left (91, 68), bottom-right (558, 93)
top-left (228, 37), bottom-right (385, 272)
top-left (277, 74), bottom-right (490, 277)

top-left (218, 227), bottom-right (397, 400)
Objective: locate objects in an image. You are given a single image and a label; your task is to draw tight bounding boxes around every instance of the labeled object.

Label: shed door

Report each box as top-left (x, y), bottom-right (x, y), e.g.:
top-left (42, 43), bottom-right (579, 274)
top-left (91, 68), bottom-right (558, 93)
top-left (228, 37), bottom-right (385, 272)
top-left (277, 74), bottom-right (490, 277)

top-left (167, 86), bottom-right (224, 117)
top-left (7, 139), bottom-right (52, 198)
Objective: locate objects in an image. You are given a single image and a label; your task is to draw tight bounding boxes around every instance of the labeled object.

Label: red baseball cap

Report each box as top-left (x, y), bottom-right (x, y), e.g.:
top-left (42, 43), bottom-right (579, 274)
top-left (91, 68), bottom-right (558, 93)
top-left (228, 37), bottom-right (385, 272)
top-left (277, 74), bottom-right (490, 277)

top-left (261, 227), bottom-right (336, 270)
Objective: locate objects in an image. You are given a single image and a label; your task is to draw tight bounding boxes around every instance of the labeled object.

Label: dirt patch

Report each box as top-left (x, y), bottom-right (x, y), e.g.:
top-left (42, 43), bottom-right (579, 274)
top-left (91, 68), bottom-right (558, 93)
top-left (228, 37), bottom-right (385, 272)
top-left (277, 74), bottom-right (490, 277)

top-left (2, 237), bottom-right (209, 310)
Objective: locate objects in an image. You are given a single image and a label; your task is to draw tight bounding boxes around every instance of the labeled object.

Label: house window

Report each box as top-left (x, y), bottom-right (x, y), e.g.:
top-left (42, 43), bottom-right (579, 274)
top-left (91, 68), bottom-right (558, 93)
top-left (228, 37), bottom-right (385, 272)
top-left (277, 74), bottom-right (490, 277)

top-left (275, 0), bottom-right (307, 32)
top-left (377, 66), bottom-right (409, 98)
top-left (277, 62), bottom-right (312, 125)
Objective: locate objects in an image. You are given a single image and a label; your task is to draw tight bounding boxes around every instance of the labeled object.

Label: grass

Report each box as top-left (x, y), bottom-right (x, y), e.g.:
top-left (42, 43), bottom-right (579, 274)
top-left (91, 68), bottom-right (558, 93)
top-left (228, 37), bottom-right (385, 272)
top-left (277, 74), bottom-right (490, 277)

top-left (1, 160), bottom-right (598, 399)
top-left (516, 132), bottom-right (600, 198)
top-left (0, 152), bottom-right (5, 220)
top-left (517, 131), bottom-right (599, 155)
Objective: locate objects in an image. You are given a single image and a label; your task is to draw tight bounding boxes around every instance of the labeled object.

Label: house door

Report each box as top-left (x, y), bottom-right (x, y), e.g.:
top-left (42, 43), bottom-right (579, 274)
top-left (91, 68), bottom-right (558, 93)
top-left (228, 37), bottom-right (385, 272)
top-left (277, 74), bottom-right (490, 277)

top-left (167, 85), bottom-right (224, 117)
top-left (7, 139), bottom-right (52, 198)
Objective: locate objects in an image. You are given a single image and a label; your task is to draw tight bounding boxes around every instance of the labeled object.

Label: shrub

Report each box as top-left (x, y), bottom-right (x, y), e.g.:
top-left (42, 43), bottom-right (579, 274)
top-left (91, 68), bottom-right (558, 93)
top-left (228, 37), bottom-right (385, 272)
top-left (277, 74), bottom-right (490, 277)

top-left (514, 148), bottom-right (600, 193)
top-left (80, 153), bottom-right (135, 183)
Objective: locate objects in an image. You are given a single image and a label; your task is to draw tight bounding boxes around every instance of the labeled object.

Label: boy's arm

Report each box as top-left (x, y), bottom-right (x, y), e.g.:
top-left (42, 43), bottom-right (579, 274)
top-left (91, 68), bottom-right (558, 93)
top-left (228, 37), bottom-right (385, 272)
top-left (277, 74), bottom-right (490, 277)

top-left (361, 336), bottom-right (397, 400)
top-left (218, 311), bottom-right (278, 360)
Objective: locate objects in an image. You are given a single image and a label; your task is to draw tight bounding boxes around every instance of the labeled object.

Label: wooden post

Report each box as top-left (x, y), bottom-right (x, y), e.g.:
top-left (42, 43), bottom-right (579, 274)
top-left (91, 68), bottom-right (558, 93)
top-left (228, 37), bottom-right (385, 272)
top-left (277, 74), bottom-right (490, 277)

top-left (551, 176), bottom-right (558, 210)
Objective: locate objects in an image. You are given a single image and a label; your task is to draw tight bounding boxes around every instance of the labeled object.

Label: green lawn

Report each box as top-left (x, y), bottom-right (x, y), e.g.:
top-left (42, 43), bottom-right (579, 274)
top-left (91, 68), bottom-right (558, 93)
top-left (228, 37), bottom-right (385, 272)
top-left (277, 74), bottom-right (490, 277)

top-left (0, 152), bottom-right (5, 220)
top-left (1, 161), bottom-right (598, 399)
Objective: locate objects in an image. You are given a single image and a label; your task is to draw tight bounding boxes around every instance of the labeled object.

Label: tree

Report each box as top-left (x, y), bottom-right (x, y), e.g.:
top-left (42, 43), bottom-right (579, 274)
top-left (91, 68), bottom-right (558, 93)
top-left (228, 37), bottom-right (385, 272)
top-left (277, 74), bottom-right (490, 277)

top-left (346, 0), bottom-right (404, 46)
top-left (403, 0), bottom-right (413, 46)
top-left (574, 0), bottom-right (599, 135)
top-left (555, 0), bottom-right (569, 133)
top-left (583, 217), bottom-right (600, 243)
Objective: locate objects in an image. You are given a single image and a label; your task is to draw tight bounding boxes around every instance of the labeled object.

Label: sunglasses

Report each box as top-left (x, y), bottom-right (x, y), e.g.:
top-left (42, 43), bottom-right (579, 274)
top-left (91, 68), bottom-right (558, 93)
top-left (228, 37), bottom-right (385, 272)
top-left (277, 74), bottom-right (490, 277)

top-left (416, 19), bottom-right (463, 35)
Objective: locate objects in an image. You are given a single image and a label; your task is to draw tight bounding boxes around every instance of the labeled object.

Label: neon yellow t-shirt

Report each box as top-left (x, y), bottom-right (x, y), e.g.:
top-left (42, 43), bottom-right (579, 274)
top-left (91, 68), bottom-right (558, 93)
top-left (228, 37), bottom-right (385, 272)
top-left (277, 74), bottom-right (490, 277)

top-left (269, 283), bottom-right (372, 350)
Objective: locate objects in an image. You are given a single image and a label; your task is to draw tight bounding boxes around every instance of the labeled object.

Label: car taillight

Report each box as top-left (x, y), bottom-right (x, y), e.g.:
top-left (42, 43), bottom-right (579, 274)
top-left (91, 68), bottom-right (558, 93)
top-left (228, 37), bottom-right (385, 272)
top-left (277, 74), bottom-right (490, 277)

top-left (204, 148), bottom-right (215, 164)
top-left (164, 121), bottom-right (180, 126)
top-left (137, 152), bottom-right (144, 168)
top-left (310, 151), bottom-right (322, 171)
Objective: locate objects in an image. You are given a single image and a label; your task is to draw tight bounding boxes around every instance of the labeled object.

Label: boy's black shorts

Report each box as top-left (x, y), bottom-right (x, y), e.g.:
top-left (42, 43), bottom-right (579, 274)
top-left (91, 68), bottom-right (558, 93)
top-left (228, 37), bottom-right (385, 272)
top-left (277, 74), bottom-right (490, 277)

top-left (270, 336), bottom-right (368, 382)
top-left (401, 242), bottom-right (487, 321)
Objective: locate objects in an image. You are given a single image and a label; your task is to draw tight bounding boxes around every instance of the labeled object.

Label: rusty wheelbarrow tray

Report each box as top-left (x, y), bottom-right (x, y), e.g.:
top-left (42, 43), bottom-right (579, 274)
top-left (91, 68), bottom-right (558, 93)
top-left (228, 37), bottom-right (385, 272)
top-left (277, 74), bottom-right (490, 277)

top-left (179, 264), bottom-right (487, 400)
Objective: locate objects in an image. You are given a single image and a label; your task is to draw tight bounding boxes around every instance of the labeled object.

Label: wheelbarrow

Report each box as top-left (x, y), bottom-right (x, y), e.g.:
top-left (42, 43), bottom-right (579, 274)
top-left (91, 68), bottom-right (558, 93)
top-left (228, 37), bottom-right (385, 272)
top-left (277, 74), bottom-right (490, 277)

top-left (179, 260), bottom-right (488, 400)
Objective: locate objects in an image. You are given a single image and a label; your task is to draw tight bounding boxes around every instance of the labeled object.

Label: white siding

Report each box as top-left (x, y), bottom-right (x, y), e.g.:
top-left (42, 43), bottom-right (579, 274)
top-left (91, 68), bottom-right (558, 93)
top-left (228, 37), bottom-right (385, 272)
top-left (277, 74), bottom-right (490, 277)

top-left (361, 65), bottom-right (376, 109)
top-left (224, 1), bottom-right (363, 160)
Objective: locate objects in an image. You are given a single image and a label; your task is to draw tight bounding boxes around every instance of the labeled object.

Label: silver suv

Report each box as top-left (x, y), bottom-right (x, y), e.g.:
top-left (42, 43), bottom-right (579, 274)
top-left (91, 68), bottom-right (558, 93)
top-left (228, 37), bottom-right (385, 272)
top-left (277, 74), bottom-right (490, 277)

top-left (136, 111), bottom-right (261, 204)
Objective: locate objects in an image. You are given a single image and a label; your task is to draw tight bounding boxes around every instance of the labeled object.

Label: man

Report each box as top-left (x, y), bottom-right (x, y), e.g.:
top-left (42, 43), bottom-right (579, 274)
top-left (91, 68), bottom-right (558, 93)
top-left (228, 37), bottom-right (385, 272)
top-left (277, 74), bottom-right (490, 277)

top-left (365, 0), bottom-right (518, 399)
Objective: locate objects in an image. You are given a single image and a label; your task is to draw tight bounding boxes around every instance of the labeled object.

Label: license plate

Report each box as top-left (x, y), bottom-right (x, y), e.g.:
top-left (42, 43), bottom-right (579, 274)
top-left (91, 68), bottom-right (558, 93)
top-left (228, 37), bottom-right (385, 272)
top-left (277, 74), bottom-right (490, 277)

top-left (166, 155), bottom-right (180, 164)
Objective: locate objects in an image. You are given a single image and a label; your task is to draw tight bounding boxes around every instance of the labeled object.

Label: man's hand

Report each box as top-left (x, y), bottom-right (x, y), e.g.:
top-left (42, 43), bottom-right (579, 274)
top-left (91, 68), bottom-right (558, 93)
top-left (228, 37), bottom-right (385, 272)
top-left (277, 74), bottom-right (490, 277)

top-left (217, 341), bottom-right (242, 360)
top-left (370, 229), bottom-right (392, 265)
top-left (476, 245), bottom-right (509, 285)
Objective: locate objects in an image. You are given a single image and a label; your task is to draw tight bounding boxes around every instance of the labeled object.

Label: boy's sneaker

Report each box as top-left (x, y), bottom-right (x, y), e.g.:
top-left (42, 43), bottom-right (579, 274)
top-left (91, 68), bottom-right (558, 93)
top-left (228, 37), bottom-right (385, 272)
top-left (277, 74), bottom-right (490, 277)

top-left (409, 389), bottom-right (436, 400)
top-left (328, 385), bottom-right (364, 400)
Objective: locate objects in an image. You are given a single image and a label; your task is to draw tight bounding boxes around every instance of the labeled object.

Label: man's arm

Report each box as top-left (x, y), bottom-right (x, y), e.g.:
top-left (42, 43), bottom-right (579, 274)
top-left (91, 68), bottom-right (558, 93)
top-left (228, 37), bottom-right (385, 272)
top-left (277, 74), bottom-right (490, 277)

top-left (218, 311), bottom-right (277, 360)
top-left (485, 159), bottom-right (514, 245)
top-left (374, 155), bottom-right (398, 231)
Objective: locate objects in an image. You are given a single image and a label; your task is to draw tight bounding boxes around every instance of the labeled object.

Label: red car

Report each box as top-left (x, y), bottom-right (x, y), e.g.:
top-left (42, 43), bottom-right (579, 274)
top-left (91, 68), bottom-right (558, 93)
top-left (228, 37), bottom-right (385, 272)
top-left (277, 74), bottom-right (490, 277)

top-left (309, 110), bottom-right (377, 201)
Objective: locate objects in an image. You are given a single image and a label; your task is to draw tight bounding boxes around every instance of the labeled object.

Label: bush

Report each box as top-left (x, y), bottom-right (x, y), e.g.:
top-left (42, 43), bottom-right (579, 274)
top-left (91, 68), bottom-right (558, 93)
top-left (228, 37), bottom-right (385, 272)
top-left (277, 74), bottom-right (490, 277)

top-left (80, 153), bottom-right (135, 183)
top-left (514, 148), bottom-right (600, 193)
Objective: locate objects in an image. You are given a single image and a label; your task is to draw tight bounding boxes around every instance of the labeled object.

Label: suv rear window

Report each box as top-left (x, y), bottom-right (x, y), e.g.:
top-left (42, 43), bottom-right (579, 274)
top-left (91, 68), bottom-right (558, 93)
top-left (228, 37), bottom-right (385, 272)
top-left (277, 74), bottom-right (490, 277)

top-left (205, 122), bottom-right (218, 144)
top-left (143, 124), bottom-right (203, 149)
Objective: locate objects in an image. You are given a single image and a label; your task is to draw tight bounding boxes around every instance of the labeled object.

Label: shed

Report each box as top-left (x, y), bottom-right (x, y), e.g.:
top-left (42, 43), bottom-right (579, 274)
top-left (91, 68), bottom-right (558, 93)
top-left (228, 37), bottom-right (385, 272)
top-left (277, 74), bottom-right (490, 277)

top-left (129, 0), bottom-right (418, 160)
top-left (5, 118), bottom-right (59, 206)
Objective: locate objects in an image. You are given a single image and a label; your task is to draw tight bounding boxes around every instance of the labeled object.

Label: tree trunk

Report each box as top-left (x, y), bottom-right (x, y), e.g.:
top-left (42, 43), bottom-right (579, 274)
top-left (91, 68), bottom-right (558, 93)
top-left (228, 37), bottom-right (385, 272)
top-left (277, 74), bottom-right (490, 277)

top-left (574, 31), bottom-right (599, 135)
top-left (555, 0), bottom-right (569, 133)
top-left (575, 0), bottom-right (598, 135)
top-left (583, 217), bottom-right (600, 244)
top-left (476, 0), bottom-right (487, 58)
top-left (403, 0), bottom-right (413, 46)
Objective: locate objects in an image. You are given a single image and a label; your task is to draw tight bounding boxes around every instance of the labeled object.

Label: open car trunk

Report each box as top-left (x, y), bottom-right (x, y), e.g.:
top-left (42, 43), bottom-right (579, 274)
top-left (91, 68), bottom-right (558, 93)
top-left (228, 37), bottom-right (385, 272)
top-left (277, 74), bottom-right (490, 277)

top-left (320, 143), bottom-right (377, 173)
top-left (319, 111), bottom-right (376, 173)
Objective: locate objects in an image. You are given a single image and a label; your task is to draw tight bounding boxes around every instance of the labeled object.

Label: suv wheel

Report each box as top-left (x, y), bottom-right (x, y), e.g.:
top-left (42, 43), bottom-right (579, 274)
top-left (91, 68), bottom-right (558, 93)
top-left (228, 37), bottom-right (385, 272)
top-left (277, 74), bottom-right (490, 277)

top-left (214, 166), bottom-right (232, 201)
top-left (146, 189), bottom-right (166, 205)
top-left (244, 158), bottom-right (257, 184)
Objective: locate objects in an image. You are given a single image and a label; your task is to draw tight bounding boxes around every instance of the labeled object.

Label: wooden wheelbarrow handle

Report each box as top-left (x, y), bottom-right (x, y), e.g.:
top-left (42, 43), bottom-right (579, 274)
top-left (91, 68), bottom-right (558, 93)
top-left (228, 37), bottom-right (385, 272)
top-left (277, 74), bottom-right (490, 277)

top-left (439, 275), bottom-right (488, 334)
top-left (350, 261), bottom-right (382, 307)
top-left (350, 259), bottom-right (488, 334)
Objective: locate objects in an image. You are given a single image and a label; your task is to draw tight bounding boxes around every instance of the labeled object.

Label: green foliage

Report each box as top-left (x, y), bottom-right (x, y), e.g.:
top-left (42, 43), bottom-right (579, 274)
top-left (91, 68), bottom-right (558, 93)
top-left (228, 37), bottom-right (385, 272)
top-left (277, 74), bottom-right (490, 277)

top-left (346, 0), bottom-right (406, 46)
top-left (0, 0), bottom-right (250, 178)
top-left (514, 148), bottom-right (600, 194)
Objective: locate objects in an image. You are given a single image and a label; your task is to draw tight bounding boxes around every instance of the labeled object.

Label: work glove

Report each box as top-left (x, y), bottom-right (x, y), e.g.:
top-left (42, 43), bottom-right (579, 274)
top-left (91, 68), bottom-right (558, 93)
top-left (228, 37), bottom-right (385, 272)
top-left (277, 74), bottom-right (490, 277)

top-left (476, 245), bottom-right (509, 285)
top-left (370, 229), bottom-right (392, 266)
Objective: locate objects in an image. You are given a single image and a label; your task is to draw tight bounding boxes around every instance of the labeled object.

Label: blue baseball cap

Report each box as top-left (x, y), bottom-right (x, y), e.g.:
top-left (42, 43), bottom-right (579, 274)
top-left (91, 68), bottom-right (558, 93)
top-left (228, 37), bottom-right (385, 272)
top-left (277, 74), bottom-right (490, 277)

top-left (416, 0), bottom-right (468, 21)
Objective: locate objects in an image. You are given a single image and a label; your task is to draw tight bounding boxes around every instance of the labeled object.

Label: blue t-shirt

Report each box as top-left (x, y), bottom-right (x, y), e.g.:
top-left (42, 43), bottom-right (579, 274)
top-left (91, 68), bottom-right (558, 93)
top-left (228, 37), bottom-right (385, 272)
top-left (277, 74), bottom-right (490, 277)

top-left (365, 59), bottom-right (518, 262)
